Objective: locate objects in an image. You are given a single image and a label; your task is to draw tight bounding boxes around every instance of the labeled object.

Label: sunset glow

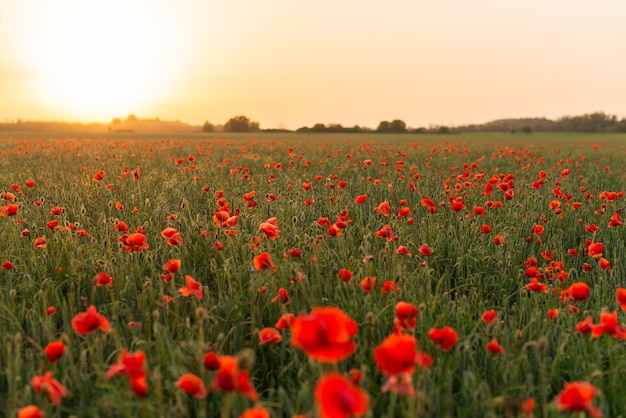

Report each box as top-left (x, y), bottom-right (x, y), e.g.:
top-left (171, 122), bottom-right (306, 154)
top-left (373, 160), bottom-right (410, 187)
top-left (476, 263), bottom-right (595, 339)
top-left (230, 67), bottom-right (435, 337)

top-left (1, 1), bottom-right (626, 128)
top-left (3, 0), bottom-right (192, 120)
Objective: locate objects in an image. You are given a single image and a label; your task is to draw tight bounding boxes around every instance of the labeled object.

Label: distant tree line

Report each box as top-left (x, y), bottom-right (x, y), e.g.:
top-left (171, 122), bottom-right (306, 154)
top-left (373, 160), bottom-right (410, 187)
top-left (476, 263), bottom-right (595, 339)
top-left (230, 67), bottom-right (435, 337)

top-left (3, 112), bottom-right (625, 134)
top-left (295, 119), bottom-right (453, 134)
top-left (202, 115), bottom-right (261, 132)
top-left (454, 112), bottom-right (626, 133)
top-left (296, 123), bottom-right (370, 133)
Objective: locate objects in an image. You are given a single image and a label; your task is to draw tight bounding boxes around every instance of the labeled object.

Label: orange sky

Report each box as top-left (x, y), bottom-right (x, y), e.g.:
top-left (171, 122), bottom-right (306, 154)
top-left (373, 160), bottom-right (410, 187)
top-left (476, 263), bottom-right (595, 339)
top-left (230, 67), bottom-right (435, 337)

top-left (1, 1), bottom-right (625, 129)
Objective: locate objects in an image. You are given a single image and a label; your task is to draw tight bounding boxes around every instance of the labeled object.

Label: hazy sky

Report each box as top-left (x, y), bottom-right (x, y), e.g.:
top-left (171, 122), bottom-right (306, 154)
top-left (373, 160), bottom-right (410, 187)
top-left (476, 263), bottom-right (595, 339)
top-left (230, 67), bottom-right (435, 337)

top-left (1, 1), bottom-right (625, 129)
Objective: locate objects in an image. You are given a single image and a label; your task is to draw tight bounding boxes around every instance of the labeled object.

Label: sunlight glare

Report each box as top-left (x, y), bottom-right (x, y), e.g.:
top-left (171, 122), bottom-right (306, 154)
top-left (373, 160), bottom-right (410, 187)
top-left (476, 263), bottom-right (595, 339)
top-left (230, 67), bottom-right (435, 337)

top-left (15, 1), bottom-right (186, 120)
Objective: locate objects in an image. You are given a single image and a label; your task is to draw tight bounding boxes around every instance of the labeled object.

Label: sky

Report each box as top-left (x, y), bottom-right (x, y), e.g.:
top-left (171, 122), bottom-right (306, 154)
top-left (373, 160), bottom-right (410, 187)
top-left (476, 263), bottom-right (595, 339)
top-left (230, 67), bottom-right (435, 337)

top-left (1, 1), bottom-right (626, 130)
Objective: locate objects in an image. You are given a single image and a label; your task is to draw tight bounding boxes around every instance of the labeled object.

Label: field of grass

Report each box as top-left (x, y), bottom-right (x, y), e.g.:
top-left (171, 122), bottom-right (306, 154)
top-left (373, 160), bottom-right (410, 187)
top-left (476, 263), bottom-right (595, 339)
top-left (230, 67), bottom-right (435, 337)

top-left (1, 132), bottom-right (625, 417)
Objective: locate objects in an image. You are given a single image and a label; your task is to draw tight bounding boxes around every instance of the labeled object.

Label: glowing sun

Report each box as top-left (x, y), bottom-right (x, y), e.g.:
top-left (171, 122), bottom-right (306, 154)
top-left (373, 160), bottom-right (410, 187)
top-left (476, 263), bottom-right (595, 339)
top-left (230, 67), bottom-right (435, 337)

top-left (14, 1), bottom-right (186, 120)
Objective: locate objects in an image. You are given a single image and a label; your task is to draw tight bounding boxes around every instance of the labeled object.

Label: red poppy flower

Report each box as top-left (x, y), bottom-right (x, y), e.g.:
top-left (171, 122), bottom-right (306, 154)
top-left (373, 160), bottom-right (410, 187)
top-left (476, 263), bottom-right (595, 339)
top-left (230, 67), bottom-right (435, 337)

top-left (30, 371), bottom-right (67, 405)
top-left (375, 225), bottom-right (398, 241)
top-left (50, 206), bottom-right (64, 215)
top-left (161, 227), bottom-right (182, 246)
top-left (359, 276), bottom-right (376, 292)
top-left (480, 224), bottom-right (492, 234)
top-left (290, 306), bottom-right (358, 363)
top-left (259, 327), bottom-right (282, 345)
top-left (17, 405), bottom-right (44, 418)
top-left (555, 381), bottom-right (602, 418)
top-left (45, 341), bottom-right (65, 363)
top-left (260, 219), bottom-right (280, 239)
top-left (270, 288), bottom-right (290, 304)
top-left (473, 206), bottom-right (485, 216)
top-left (95, 272), bottom-right (113, 288)
top-left (163, 259), bottom-right (181, 273)
top-left (418, 243), bottom-right (434, 257)
top-left (71, 305), bottom-right (111, 335)
top-left (428, 326), bottom-right (458, 351)
top-left (525, 278), bottom-right (548, 293)
top-left (374, 201), bottom-right (391, 216)
top-left (253, 252), bottom-right (277, 272)
top-left (587, 242), bottom-right (604, 258)
top-left (1, 260), bottom-right (13, 270)
top-left (204, 352), bottom-right (221, 370)
top-left (120, 233), bottom-right (149, 252)
top-left (178, 275), bottom-right (203, 300)
top-left (287, 247), bottom-right (301, 257)
top-left (314, 373), bottom-right (369, 418)
top-left (591, 311), bottom-right (626, 338)
top-left (395, 302), bottom-right (419, 331)
top-left (240, 407), bottom-right (270, 418)
top-left (33, 237), bottom-right (47, 249)
top-left (106, 350), bottom-right (148, 397)
top-left (548, 309), bottom-right (560, 320)
top-left (450, 197), bottom-right (466, 212)
top-left (93, 170), bottom-right (105, 181)
top-left (374, 334), bottom-right (419, 375)
top-left (480, 310), bottom-right (497, 325)
top-left (485, 338), bottom-right (505, 354)
top-left (599, 257), bottom-right (611, 271)
top-left (176, 373), bottom-right (208, 399)
top-left (396, 245), bottom-right (412, 256)
top-left (354, 195), bottom-right (367, 204)
top-left (381, 281), bottom-right (399, 293)
top-left (114, 220), bottom-right (130, 232)
top-left (397, 207), bottom-right (412, 218)
top-left (336, 269), bottom-right (353, 283)
top-left (493, 235), bottom-right (505, 245)
top-left (275, 313), bottom-right (294, 330)
top-left (576, 316), bottom-right (593, 334)
top-left (0, 203), bottom-right (19, 216)
top-left (560, 282), bottom-right (590, 302)
top-left (211, 355), bottom-right (258, 401)
top-left (531, 224), bottom-right (544, 237)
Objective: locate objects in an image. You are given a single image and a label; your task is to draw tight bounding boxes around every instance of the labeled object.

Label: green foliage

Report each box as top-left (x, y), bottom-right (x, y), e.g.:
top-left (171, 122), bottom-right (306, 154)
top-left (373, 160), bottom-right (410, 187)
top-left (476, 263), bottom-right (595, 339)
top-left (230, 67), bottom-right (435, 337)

top-left (224, 116), bottom-right (260, 132)
top-left (376, 119), bottom-right (407, 133)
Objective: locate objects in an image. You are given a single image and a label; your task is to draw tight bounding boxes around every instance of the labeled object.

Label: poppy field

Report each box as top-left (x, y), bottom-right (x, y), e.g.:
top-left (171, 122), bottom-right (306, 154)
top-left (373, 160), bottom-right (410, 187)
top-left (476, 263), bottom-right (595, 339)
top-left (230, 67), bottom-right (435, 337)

top-left (1, 132), bottom-right (626, 417)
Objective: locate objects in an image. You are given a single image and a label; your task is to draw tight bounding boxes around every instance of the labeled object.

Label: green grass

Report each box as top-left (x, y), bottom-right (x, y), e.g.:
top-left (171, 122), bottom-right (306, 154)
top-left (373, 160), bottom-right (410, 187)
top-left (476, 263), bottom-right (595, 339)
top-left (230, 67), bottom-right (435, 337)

top-left (1, 132), bottom-right (625, 417)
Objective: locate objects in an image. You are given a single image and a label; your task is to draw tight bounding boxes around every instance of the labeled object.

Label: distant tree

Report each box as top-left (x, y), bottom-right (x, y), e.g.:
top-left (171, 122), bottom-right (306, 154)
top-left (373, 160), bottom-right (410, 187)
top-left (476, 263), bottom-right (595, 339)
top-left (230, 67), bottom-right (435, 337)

top-left (202, 121), bottom-right (215, 132)
top-left (126, 114), bottom-right (138, 123)
top-left (377, 120), bottom-right (407, 133)
top-left (389, 119), bottom-right (407, 133)
top-left (326, 124), bottom-right (344, 133)
top-left (376, 121), bottom-right (390, 133)
top-left (521, 126), bottom-right (532, 134)
top-left (311, 123), bottom-right (326, 133)
top-left (224, 115), bottom-right (260, 132)
top-left (438, 126), bottom-right (450, 134)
